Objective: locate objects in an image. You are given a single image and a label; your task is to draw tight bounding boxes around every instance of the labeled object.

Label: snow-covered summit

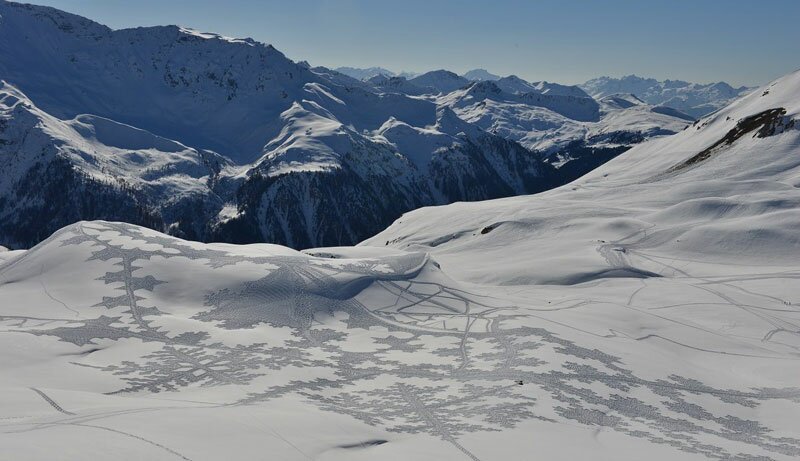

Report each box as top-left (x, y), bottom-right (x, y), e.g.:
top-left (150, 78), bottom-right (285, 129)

top-left (581, 74), bottom-right (754, 118)
top-left (408, 70), bottom-right (472, 94)
top-left (335, 66), bottom-right (397, 80)
top-left (440, 79), bottom-right (691, 163)
top-left (0, 80), bottom-right (227, 246)
top-left (462, 68), bottom-right (501, 81)
top-left (494, 76), bottom-right (590, 98)
top-left (0, 0), bottom-right (310, 164)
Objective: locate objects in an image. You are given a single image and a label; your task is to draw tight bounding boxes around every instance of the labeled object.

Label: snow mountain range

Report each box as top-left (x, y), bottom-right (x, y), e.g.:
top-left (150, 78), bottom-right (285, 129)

top-left (462, 68), bottom-right (501, 81)
top-left (0, 1), bottom-right (736, 251)
top-left (1, 56), bottom-right (799, 461)
top-left (337, 66), bottom-right (752, 119)
top-left (335, 66), bottom-right (418, 80)
top-left (581, 74), bottom-right (754, 118)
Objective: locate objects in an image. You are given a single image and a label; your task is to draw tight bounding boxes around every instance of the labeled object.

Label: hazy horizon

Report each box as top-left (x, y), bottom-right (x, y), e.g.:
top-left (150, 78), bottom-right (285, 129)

top-left (19, 0), bottom-right (800, 87)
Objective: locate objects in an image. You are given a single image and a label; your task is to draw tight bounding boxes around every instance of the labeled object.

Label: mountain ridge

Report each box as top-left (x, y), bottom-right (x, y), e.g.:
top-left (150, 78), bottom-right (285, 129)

top-left (0, 0), bottom-right (724, 251)
top-left (581, 74), bottom-right (754, 118)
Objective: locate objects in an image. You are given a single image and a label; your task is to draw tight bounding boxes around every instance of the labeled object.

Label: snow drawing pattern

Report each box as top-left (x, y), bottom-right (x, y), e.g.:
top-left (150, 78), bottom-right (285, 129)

top-left (7, 222), bottom-right (800, 461)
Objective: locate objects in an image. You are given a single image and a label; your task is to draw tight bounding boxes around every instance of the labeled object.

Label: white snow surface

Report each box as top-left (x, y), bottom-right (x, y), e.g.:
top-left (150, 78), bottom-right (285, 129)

top-left (442, 81), bottom-right (691, 153)
top-left (368, 70), bottom-right (800, 283)
top-left (461, 69), bottom-right (501, 82)
top-left (0, 80), bottom-right (225, 200)
top-left (2, 66), bottom-right (800, 461)
top-left (582, 75), bottom-right (754, 118)
top-left (0, 0), bottom-right (700, 195)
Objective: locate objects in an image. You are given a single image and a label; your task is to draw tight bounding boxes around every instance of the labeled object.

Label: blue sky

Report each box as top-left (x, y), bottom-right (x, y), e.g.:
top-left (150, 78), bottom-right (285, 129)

top-left (26, 0), bottom-right (800, 86)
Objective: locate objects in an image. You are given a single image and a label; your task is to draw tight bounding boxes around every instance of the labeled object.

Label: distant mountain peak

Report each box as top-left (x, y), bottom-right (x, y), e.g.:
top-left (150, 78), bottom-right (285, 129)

top-left (408, 70), bottom-right (471, 94)
top-left (581, 75), bottom-right (754, 118)
top-left (334, 66), bottom-right (396, 81)
top-left (462, 69), bottom-right (500, 81)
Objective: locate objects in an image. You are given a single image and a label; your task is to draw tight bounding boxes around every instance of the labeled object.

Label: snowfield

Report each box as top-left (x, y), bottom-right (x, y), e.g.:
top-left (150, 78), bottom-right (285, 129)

top-left (1, 56), bottom-right (800, 461)
top-left (1, 1), bottom-right (799, 460)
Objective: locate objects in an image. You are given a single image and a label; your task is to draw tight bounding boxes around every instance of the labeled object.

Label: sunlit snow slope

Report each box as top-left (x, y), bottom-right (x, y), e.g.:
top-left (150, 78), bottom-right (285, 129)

top-left (367, 70), bottom-right (800, 457)
top-left (1, 68), bottom-right (799, 460)
top-left (0, 1), bottom-right (700, 250)
top-left (368, 70), bottom-right (800, 285)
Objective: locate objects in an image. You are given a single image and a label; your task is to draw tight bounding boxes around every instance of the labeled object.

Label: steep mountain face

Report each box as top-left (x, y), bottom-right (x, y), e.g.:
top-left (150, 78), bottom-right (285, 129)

top-left (0, 82), bottom-right (229, 248)
top-left (0, 77), bottom-right (559, 249)
top-left (0, 1), bottom-right (567, 250)
top-left (0, 0), bottom-right (701, 251)
top-left (212, 105), bottom-right (559, 248)
top-left (365, 72), bottom-right (691, 178)
top-left (581, 74), bottom-right (753, 118)
top-left (0, 1), bottom-right (326, 164)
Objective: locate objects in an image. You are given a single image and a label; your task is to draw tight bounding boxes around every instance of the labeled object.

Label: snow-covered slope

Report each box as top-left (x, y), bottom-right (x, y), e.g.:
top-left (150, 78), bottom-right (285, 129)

top-left (495, 75), bottom-right (590, 98)
top-left (367, 70), bottom-right (800, 283)
top-left (2, 71), bottom-right (799, 461)
top-left (462, 68), bottom-right (501, 81)
top-left (0, 2), bottom-right (433, 166)
top-left (214, 104), bottom-right (560, 249)
top-left (363, 70), bottom-right (689, 172)
top-left (334, 66), bottom-right (397, 80)
top-left (581, 75), bottom-right (754, 118)
top-left (408, 70), bottom-right (472, 94)
top-left (0, 80), bottom-right (229, 247)
top-left (440, 81), bottom-right (692, 177)
top-left (0, 0), bottom-right (752, 256)
top-left (0, 1), bottom-right (568, 250)
top-left (590, 93), bottom-right (694, 141)
top-left (0, 1), bottom-right (308, 164)
top-left (362, 70), bottom-right (800, 459)
top-left (335, 66), bottom-right (418, 80)
top-left (0, 77), bottom-right (560, 250)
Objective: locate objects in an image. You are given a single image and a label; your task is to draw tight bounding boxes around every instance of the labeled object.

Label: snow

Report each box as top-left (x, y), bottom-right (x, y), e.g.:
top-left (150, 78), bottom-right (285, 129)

top-left (589, 94), bottom-right (692, 141)
top-left (255, 101), bottom-right (351, 176)
top-left (581, 74), bottom-right (754, 118)
top-left (461, 69), bottom-right (501, 81)
top-left (1, 1), bottom-right (569, 249)
top-left (367, 69), bottom-right (800, 282)
top-left (2, 62), bottom-right (800, 461)
top-left (441, 81), bottom-right (691, 153)
top-left (0, 80), bottom-right (223, 201)
top-left (334, 66), bottom-right (418, 81)
top-left (176, 27), bottom-right (256, 45)
top-left (494, 76), bottom-right (590, 98)
top-left (408, 70), bottom-right (472, 94)
top-left (1, 2), bottom-right (799, 457)
top-left (0, 0), bottom-right (719, 253)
